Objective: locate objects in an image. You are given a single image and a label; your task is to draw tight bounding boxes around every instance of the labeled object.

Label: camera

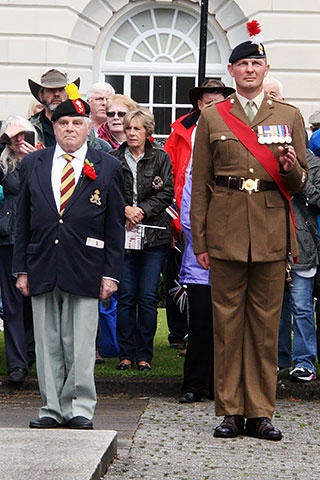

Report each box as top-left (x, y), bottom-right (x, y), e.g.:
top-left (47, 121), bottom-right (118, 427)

top-left (24, 131), bottom-right (35, 146)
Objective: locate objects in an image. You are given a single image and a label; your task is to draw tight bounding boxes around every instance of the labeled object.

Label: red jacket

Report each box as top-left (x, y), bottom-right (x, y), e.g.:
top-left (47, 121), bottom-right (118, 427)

top-left (164, 109), bottom-right (200, 238)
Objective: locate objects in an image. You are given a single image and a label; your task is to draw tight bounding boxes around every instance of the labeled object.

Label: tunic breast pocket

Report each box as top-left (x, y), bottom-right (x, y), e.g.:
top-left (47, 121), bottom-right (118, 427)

top-left (209, 131), bottom-right (240, 166)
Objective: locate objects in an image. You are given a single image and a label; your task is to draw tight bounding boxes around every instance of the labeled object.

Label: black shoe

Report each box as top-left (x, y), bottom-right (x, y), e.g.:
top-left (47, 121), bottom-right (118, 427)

top-left (245, 417), bottom-right (282, 441)
top-left (116, 361), bottom-right (132, 370)
top-left (29, 417), bottom-right (60, 429)
top-left (65, 416), bottom-right (93, 430)
top-left (214, 415), bottom-right (245, 438)
top-left (137, 362), bottom-right (152, 371)
top-left (179, 392), bottom-right (202, 403)
top-left (8, 367), bottom-right (28, 384)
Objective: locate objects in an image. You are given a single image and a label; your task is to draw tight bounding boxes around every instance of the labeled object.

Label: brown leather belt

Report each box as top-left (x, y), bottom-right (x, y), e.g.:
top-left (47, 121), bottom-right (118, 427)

top-left (215, 175), bottom-right (278, 193)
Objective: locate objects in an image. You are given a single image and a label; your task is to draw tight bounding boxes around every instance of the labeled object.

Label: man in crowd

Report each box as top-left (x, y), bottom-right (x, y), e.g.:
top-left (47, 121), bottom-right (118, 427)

top-left (263, 77), bottom-right (285, 101)
top-left (191, 20), bottom-right (308, 441)
top-left (28, 69), bottom-right (80, 146)
top-left (277, 130), bottom-right (320, 381)
top-left (263, 77), bottom-right (319, 382)
top-left (163, 79), bottom-right (234, 350)
top-left (86, 82), bottom-right (115, 135)
top-left (309, 110), bottom-right (320, 134)
top-left (13, 88), bottom-right (125, 429)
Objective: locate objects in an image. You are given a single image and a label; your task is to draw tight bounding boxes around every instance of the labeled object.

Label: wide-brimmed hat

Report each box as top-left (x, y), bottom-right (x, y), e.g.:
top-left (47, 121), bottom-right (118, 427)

top-left (28, 69), bottom-right (80, 103)
top-left (189, 79), bottom-right (235, 109)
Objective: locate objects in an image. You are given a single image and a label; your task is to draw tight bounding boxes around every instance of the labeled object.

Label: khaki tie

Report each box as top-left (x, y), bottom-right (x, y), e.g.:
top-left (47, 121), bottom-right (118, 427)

top-left (60, 154), bottom-right (75, 215)
top-left (246, 100), bottom-right (256, 123)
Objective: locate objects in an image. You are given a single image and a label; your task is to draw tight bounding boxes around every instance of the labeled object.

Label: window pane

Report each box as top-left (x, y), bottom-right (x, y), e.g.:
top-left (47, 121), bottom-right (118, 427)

top-left (131, 76), bottom-right (149, 103)
top-left (104, 75), bottom-right (123, 94)
top-left (176, 77), bottom-right (195, 104)
top-left (154, 77), bottom-right (172, 104)
top-left (153, 107), bottom-right (171, 135)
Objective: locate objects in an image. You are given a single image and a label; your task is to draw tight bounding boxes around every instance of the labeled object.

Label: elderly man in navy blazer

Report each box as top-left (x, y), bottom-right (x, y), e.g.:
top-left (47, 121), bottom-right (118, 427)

top-left (13, 85), bottom-right (125, 429)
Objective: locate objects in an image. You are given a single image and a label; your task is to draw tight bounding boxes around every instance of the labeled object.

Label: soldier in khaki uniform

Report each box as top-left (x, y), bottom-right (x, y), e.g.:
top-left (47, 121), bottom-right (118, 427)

top-left (191, 21), bottom-right (308, 441)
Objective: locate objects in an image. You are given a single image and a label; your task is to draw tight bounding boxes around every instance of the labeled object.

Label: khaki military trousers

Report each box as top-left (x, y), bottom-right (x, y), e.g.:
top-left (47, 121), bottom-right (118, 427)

top-left (210, 258), bottom-right (286, 419)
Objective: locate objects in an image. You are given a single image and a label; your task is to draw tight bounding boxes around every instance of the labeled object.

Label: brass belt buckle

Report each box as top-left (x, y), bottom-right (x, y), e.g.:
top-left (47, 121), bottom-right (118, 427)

top-left (240, 178), bottom-right (260, 194)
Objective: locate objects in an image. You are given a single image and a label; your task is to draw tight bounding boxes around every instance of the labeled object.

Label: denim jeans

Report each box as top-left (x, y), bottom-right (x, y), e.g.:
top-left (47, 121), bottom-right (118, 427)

top-left (116, 245), bottom-right (168, 364)
top-left (278, 271), bottom-right (317, 372)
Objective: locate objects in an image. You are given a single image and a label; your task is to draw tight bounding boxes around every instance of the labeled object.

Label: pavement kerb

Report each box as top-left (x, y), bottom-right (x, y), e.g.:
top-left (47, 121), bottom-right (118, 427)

top-left (0, 375), bottom-right (320, 400)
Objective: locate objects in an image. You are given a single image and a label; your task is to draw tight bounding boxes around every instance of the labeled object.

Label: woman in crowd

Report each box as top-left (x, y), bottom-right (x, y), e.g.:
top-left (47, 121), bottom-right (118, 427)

top-left (27, 97), bottom-right (44, 119)
top-left (95, 93), bottom-right (137, 364)
top-left (111, 108), bottom-right (173, 371)
top-left (99, 94), bottom-right (138, 148)
top-left (178, 173), bottom-right (214, 403)
top-left (0, 115), bottom-right (41, 383)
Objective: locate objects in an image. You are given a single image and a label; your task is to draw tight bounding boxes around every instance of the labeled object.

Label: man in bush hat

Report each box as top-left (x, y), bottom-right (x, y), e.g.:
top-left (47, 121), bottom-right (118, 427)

top-left (13, 85), bottom-right (125, 429)
top-left (163, 79), bottom-right (234, 398)
top-left (28, 69), bottom-right (80, 146)
top-left (191, 20), bottom-right (308, 441)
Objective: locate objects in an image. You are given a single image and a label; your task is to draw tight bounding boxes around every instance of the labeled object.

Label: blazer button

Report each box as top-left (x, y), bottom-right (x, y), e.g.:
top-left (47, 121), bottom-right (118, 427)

top-left (54, 239), bottom-right (59, 245)
top-left (59, 219), bottom-right (63, 224)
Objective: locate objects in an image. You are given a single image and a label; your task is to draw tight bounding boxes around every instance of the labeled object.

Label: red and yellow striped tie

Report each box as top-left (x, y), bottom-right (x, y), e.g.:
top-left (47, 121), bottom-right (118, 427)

top-left (60, 153), bottom-right (75, 215)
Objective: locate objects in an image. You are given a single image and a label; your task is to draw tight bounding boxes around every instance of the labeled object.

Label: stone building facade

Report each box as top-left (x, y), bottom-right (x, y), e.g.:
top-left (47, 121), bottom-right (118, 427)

top-left (1, 0), bottom-right (320, 135)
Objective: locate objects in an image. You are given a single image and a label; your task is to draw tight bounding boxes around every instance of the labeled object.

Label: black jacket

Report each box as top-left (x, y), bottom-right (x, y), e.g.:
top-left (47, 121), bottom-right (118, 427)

top-left (111, 140), bottom-right (174, 247)
top-left (291, 149), bottom-right (320, 271)
top-left (0, 165), bottom-right (20, 246)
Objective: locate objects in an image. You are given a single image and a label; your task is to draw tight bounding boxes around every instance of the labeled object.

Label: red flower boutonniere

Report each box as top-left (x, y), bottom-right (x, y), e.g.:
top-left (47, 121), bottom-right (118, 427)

top-left (83, 159), bottom-right (97, 181)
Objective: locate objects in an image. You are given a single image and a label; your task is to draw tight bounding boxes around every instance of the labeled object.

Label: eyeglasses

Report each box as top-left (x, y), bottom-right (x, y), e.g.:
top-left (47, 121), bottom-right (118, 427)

top-left (106, 111), bottom-right (127, 118)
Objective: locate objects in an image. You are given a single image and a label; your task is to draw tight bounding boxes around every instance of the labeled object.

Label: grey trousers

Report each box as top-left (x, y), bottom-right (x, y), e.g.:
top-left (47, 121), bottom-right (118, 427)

top-left (32, 285), bottom-right (98, 423)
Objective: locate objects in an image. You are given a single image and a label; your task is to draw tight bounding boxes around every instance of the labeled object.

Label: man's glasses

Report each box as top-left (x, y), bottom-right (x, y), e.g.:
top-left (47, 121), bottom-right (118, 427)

top-left (106, 111), bottom-right (127, 118)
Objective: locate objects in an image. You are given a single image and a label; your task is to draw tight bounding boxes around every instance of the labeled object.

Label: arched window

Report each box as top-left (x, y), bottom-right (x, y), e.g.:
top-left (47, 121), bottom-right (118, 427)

top-left (100, 5), bottom-right (227, 139)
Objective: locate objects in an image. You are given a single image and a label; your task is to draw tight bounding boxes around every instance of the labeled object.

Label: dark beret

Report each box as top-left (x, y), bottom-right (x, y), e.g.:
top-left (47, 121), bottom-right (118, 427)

top-left (229, 40), bottom-right (266, 64)
top-left (51, 98), bottom-right (90, 122)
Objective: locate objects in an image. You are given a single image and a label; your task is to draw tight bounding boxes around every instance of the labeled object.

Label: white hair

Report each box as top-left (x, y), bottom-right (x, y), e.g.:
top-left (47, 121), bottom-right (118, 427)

top-left (263, 77), bottom-right (284, 98)
top-left (86, 82), bottom-right (115, 100)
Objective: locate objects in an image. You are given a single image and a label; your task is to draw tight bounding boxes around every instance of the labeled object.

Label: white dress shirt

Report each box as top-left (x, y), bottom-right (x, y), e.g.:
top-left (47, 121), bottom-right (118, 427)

top-left (51, 142), bottom-right (88, 212)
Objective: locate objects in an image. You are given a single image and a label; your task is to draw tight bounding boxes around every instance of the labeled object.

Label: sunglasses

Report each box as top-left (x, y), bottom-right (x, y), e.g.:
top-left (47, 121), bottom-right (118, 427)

top-left (106, 111), bottom-right (127, 118)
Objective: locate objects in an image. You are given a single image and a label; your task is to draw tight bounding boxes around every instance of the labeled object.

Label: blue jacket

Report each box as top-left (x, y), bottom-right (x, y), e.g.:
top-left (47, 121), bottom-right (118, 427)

top-left (12, 145), bottom-right (125, 297)
top-left (179, 174), bottom-right (210, 285)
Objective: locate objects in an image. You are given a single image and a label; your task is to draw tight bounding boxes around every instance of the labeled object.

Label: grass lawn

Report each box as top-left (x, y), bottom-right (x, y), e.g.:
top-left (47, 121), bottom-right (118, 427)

top-left (0, 308), bottom-right (184, 378)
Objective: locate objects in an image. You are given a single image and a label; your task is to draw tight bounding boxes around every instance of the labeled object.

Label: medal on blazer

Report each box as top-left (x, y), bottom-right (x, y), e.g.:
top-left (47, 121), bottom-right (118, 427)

top-left (256, 125), bottom-right (292, 145)
top-left (89, 189), bottom-right (102, 206)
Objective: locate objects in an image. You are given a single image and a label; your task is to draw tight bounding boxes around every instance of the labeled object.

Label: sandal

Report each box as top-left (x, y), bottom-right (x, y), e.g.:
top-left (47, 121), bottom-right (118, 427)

top-left (137, 361), bottom-right (151, 371)
top-left (115, 360), bottom-right (132, 371)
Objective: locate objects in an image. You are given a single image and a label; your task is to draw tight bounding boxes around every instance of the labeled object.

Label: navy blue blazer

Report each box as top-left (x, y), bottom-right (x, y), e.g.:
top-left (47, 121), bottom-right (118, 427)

top-left (12, 145), bottom-right (125, 298)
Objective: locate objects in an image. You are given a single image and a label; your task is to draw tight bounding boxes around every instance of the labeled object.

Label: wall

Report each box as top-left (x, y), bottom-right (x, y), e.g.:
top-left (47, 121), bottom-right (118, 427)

top-left (0, 0), bottom-right (319, 125)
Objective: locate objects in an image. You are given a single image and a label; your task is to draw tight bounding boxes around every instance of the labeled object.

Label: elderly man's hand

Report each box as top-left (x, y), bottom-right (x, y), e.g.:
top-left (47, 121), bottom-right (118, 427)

top-left (99, 278), bottom-right (118, 301)
top-left (16, 274), bottom-right (30, 296)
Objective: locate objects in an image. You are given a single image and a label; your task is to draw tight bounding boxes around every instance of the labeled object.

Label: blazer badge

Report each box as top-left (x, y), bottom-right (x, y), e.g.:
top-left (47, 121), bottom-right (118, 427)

top-left (89, 189), bottom-right (102, 206)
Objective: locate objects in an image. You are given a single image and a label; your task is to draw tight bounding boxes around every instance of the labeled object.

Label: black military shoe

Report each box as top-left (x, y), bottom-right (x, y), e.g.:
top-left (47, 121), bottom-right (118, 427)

top-left (245, 417), bottom-right (282, 441)
top-left (214, 415), bottom-right (245, 438)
